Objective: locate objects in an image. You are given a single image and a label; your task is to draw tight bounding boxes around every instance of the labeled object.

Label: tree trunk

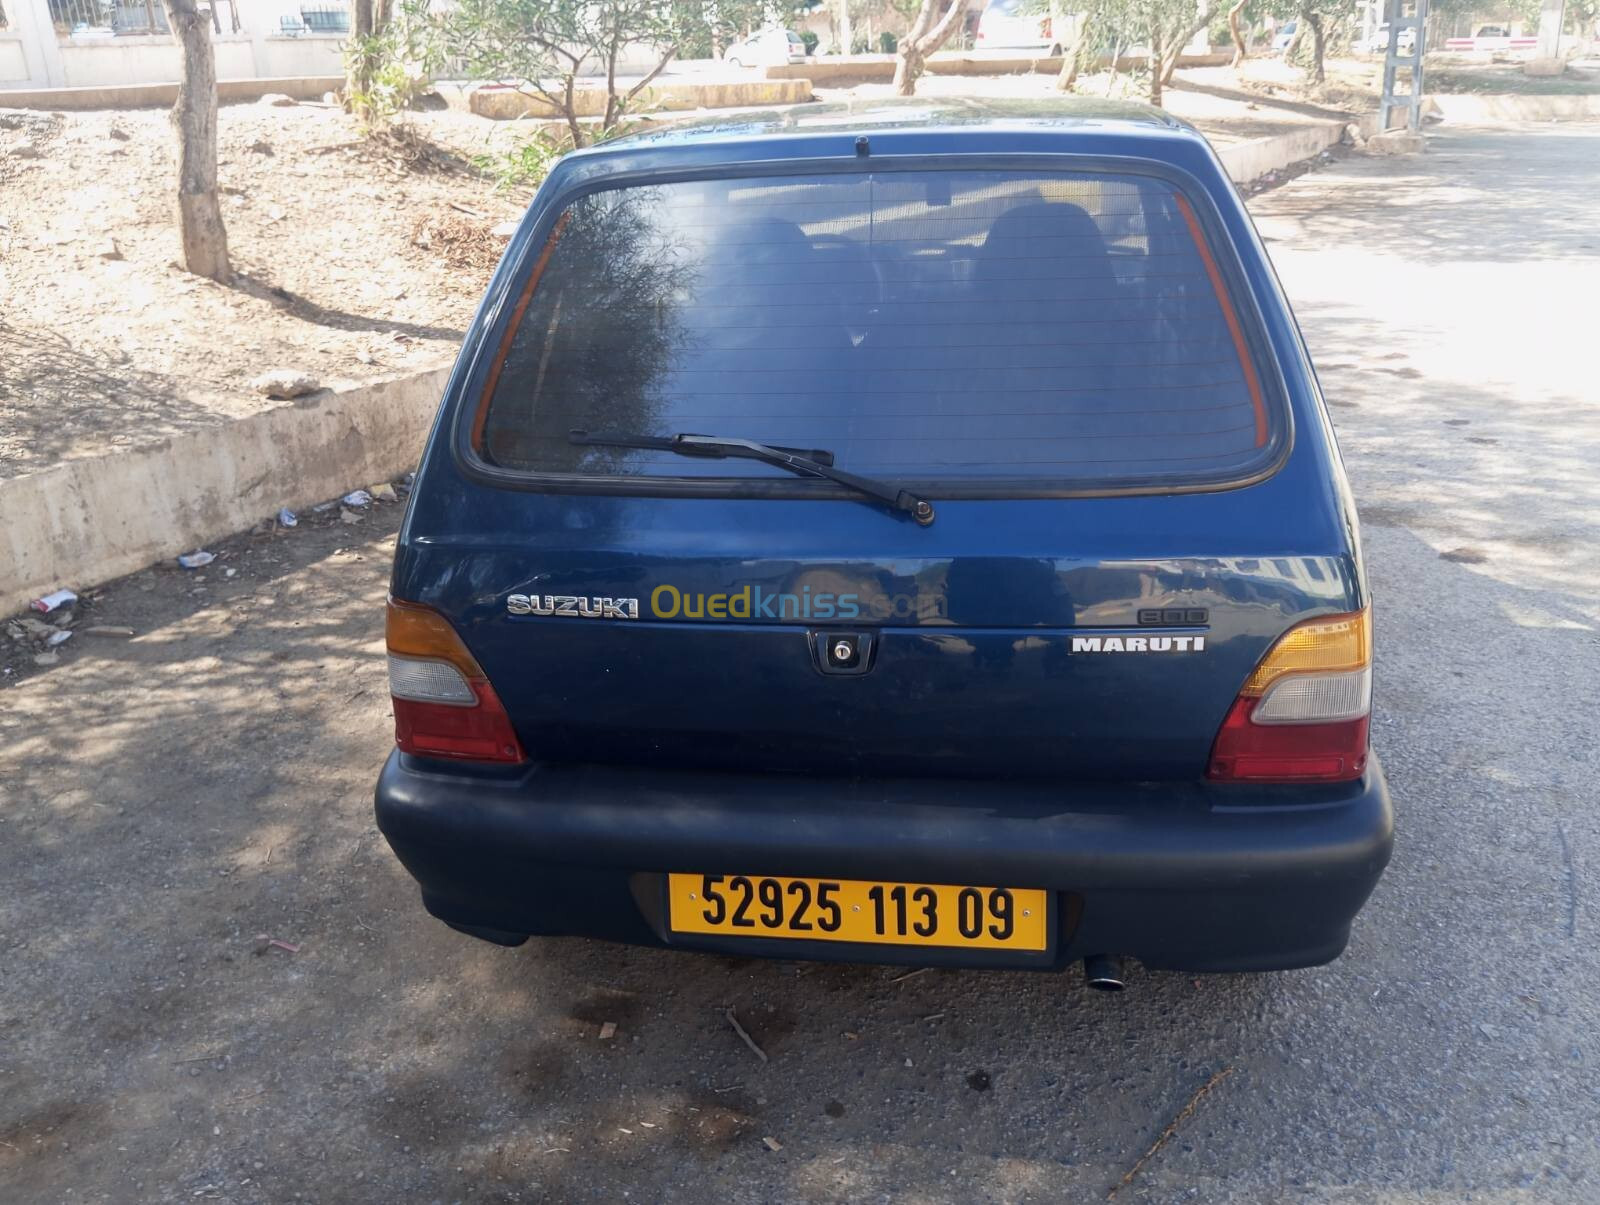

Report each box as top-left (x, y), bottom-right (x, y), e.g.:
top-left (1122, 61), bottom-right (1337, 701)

top-left (1160, 3), bottom-right (1212, 85)
top-left (837, 0), bottom-right (853, 55)
top-left (1054, 17), bottom-right (1088, 91)
top-left (1148, 20), bottom-right (1163, 105)
top-left (561, 73), bottom-right (584, 148)
top-left (1228, 0), bottom-right (1248, 65)
top-left (893, 46), bottom-right (923, 92)
top-left (347, 0), bottom-right (375, 119)
top-left (1304, 7), bottom-right (1325, 83)
top-left (160, 0), bottom-right (229, 281)
top-left (895, 0), bottom-right (973, 96)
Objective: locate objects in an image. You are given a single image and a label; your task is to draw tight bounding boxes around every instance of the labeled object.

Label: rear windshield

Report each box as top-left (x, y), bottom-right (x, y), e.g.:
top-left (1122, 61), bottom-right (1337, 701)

top-left (474, 168), bottom-right (1279, 489)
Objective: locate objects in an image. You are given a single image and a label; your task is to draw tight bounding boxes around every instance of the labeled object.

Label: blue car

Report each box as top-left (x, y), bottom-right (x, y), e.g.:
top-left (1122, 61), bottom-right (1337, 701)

top-left (375, 98), bottom-right (1393, 987)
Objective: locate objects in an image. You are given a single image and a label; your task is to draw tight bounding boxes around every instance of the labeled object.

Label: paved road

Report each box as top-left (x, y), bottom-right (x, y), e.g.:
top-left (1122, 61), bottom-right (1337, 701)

top-left (3, 123), bottom-right (1599, 1203)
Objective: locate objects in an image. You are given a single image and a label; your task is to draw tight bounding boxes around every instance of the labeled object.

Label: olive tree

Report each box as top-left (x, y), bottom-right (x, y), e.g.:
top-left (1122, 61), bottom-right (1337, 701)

top-left (1049, 0), bottom-right (1212, 104)
top-left (893, 0), bottom-right (976, 95)
top-left (446, 0), bottom-right (688, 147)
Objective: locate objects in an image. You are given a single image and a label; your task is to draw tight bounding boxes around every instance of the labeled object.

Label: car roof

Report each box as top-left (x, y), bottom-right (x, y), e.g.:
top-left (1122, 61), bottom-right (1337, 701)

top-left (546, 97), bottom-right (1227, 194)
top-left (592, 96), bottom-right (1193, 152)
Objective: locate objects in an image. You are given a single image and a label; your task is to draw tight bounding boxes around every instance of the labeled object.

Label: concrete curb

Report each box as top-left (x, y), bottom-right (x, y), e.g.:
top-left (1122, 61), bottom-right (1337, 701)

top-left (0, 76), bottom-right (342, 110)
top-left (1215, 119), bottom-right (1346, 184)
top-left (766, 51), bottom-right (1233, 82)
top-left (0, 366), bottom-right (450, 616)
top-left (1429, 92), bottom-right (1600, 122)
top-left (435, 78), bottom-right (813, 120)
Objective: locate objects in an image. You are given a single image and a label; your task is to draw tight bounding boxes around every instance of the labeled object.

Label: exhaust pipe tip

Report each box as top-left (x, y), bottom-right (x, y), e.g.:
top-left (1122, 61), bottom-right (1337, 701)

top-left (1083, 953), bottom-right (1127, 992)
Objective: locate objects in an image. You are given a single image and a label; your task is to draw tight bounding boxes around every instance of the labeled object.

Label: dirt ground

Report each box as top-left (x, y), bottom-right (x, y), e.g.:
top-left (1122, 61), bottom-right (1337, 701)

top-left (0, 102), bottom-right (529, 481)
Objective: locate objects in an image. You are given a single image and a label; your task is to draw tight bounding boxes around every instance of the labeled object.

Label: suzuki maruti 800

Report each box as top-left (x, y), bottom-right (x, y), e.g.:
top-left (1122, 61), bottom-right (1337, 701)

top-left (375, 99), bottom-right (1393, 986)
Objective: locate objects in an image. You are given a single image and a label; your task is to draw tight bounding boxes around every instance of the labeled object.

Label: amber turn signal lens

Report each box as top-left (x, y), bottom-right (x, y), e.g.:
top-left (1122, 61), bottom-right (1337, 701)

top-left (1240, 610), bottom-right (1370, 697)
top-left (386, 596), bottom-right (488, 681)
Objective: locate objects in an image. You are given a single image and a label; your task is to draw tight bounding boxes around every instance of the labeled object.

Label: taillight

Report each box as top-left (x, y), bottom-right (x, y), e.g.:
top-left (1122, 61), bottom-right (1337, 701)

top-left (1041, 16), bottom-right (1053, 37)
top-left (1207, 610), bottom-right (1371, 783)
top-left (385, 598), bottom-right (524, 763)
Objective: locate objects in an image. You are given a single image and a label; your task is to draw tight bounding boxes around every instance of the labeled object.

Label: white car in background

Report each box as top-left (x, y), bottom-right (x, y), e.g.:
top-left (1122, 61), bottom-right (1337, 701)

top-left (724, 28), bottom-right (808, 67)
top-left (1357, 24), bottom-right (1417, 54)
top-left (976, 0), bottom-right (1062, 53)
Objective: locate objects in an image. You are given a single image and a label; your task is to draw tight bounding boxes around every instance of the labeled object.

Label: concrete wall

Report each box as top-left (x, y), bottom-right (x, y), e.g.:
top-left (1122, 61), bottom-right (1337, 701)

top-left (0, 368), bottom-right (451, 616)
top-left (56, 32), bottom-right (256, 88)
top-left (0, 73), bottom-right (341, 108)
top-left (49, 33), bottom-right (346, 90)
top-left (253, 35), bottom-right (345, 78)
top-left (0, 0), bottom-right (349, 96)
top-left (0, 36), bottom-right (32, 82)
top-left (1215, 120), bottom-right (1346, 184)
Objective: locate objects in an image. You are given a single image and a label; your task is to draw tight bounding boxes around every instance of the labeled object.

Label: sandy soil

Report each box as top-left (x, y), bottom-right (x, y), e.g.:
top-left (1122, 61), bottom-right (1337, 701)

top-left (0, 102), bottom-right (529, 481)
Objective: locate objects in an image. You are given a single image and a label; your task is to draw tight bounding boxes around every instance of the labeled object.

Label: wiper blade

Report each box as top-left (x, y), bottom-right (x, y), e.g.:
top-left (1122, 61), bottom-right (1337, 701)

top-left (569, 430), bottom-right (936, 526)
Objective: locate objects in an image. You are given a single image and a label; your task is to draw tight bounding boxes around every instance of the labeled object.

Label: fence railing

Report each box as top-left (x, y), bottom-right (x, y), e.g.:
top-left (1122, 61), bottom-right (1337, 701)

top-left (47, 0), bottom-right (308, 37)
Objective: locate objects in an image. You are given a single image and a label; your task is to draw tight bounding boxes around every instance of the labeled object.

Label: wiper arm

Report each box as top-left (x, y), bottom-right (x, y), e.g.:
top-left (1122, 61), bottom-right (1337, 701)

top-left (569, 430), bottom-right (936, 526)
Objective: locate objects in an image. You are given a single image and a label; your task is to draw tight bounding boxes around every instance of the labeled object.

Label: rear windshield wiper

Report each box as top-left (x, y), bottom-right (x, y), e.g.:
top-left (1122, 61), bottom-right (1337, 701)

top-left (569, 430), bottom-right (936, 526)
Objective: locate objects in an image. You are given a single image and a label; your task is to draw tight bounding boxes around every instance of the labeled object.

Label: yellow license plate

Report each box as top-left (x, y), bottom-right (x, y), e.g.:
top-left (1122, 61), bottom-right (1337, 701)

top-left (667, 874), bottom-right (1049, 951)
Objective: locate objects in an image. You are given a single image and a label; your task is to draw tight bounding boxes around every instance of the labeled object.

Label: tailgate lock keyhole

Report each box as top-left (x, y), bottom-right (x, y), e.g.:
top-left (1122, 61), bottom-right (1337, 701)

top-left (812, 631), bottom-right (875, 675)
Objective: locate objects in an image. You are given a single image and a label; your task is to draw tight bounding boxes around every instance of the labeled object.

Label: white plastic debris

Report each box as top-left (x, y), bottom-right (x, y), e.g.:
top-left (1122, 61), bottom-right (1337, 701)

top-left (277, 507), bottom-right (298, 528)
top-left (342, 489), bottom-right (373, 507)
top-left (31, 589), bottom-right (77, 613)
top-left (177, 551), bottom-right (216, 569)
top-left (46, 629), bottom-right (73, 647)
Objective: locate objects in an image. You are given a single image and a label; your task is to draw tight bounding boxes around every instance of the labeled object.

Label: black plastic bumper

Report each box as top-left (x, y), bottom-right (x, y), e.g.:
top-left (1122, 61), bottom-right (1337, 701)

top-left (374, 751), bottom-right (1393, 973)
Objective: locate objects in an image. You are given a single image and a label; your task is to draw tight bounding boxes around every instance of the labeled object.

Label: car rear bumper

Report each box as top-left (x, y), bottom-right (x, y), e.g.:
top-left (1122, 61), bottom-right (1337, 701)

top-left (374, 751), bottom-right (1393, 973)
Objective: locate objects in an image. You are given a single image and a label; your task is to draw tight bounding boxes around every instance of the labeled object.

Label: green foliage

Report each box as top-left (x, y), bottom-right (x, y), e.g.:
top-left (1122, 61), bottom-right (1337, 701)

top-left (445, 0), bottom-right (691, 145)
top-left (879, 29), bottom-right (898, 50)
top-left (343, 0), bottom-right (443, 131)
top-left (471, 131), bottom-right (567, 191)
top-left (800, 29), bottom-right (820, 52)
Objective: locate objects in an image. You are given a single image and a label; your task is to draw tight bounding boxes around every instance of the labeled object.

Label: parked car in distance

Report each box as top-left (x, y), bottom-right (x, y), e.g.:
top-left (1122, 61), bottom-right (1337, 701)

top-left (1270, 19), bottom-right (1297, 51)
top-left (976, 0), bottom-right (1062, 52)
top-left (724, 27), bottom-right (808, 67)
top-left (1357, 23), bottom-right (1417, 54)
top-left (375, 98), bottom-right (1393, 988)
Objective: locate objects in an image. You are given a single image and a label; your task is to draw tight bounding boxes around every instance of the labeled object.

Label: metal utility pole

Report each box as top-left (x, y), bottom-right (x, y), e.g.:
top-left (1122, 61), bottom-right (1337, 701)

top-left (1378, 0), bottom-right (1429, 133)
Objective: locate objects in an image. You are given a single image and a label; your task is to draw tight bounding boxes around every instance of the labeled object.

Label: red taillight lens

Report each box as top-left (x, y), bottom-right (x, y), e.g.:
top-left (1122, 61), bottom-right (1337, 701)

top-left (1208, 698), bottom-right (1370, 782)
top-left (1207, 610), bottom-right (1372, 784)
top-left (386, 598), bottom-right (524, 763)
top-left (392, 682), bottom-right (523, 762)
top-left (1041, 16), bottom-right (1053, 37)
